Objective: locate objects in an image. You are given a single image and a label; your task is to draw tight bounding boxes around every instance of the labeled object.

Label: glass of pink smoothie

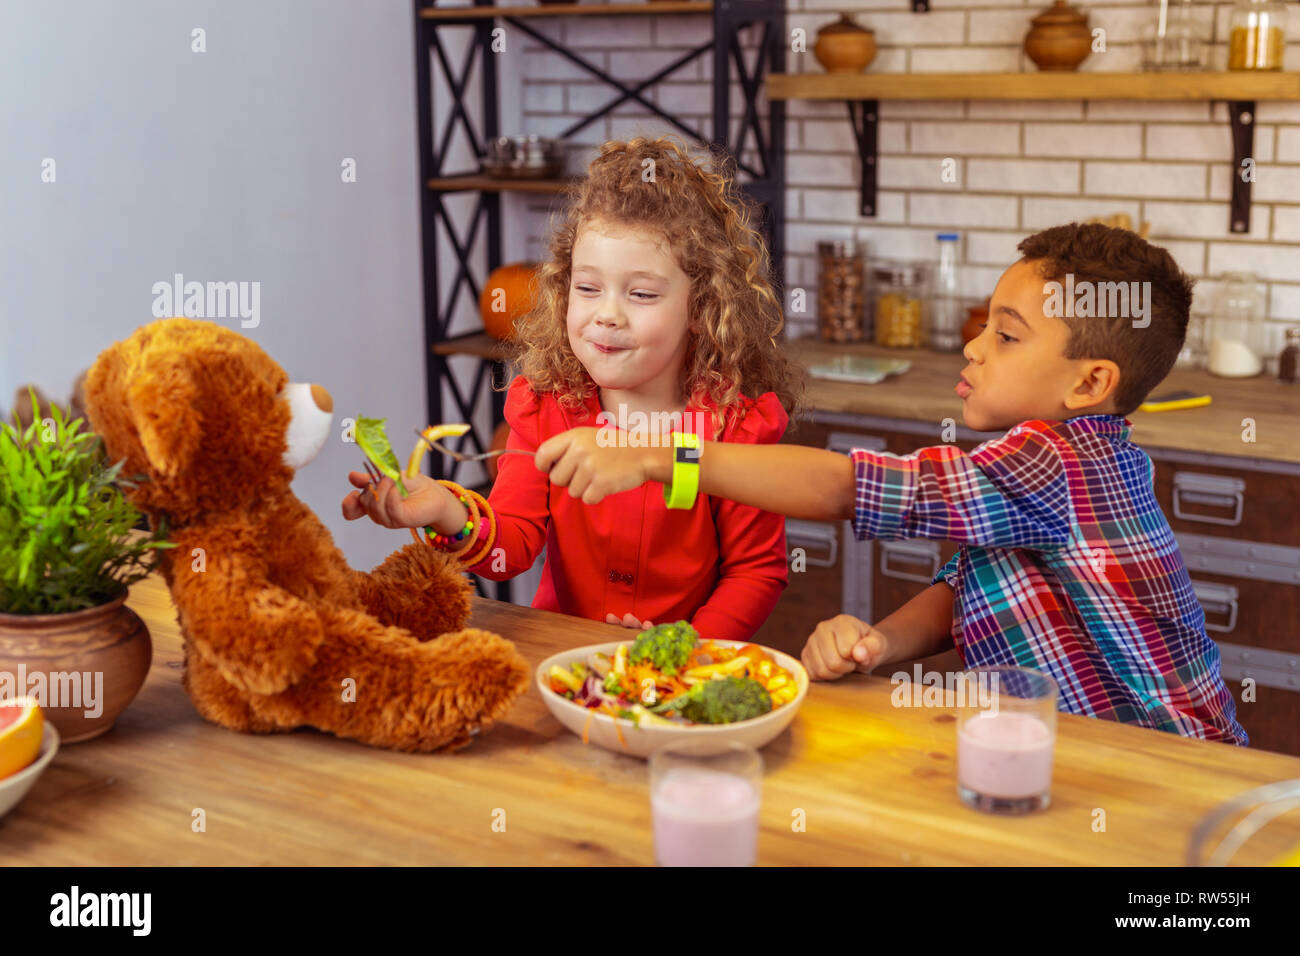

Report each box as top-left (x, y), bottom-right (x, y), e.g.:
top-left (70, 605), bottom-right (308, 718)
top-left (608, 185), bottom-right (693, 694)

top-left (955, 666), bottom-right (1058, 815)
top-left (649, 740), bottom-right (762, 866)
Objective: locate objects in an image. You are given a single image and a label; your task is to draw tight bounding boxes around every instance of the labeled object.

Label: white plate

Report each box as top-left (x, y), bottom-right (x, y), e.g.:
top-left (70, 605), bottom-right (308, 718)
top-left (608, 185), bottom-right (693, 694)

top-left (536, 639), bottom-right (808, 758)
top-left (0, 722), bottom-right (60, 819)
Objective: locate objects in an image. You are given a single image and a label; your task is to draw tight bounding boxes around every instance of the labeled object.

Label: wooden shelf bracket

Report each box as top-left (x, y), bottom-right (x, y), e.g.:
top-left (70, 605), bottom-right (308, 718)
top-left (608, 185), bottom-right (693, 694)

top-left (1228, 100), bottom-right (1255, 234)
top-left (847, 99), bottom-right (879, 217)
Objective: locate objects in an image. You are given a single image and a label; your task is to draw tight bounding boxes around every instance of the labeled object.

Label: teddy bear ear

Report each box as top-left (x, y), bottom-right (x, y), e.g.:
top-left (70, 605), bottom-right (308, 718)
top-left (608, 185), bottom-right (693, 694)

top-left (127, 352), bottom-right (201, 478)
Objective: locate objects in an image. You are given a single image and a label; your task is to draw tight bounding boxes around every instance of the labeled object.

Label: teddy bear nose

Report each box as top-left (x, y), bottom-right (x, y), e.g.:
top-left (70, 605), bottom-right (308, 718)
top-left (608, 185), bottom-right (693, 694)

top-left (309, 384), bottom-right (333, 414)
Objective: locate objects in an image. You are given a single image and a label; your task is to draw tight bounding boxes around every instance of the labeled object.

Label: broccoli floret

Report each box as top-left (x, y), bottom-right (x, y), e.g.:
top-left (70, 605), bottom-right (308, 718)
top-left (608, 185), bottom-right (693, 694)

top-left (651, 676), bottom-right (772, 724)
top-left (628, 621), bottom-right (698, 676)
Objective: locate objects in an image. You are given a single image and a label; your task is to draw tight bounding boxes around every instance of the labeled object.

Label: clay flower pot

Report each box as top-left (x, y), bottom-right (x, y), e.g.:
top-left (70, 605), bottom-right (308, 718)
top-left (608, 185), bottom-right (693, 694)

top-left (814, 14), bottom-right (878, 74)
top-left (0, 589), bottom-right (152, 743)
top-left (1025, 0), bottom-right (1092, 72)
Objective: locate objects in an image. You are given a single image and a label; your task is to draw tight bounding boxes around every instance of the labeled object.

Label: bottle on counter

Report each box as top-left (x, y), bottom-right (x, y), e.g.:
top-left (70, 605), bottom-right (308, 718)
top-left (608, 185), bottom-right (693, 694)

top-left (1278, 326), bottom-right (1300, 384)
top-left (1207, 272), bottom-right (1268, 378)
top-left (930, 233), bottom-right (963, 353)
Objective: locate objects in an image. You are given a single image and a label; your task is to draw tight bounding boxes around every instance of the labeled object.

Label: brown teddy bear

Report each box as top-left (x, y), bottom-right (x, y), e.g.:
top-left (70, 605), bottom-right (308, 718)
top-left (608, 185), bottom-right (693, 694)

top-left (83, 317), bottom-right (530, 752)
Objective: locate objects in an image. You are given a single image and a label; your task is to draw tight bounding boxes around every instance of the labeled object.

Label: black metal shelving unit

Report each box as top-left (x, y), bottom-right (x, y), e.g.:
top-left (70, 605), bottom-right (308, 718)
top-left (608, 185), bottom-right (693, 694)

top-left (412, 0), bottom-right (785, 599)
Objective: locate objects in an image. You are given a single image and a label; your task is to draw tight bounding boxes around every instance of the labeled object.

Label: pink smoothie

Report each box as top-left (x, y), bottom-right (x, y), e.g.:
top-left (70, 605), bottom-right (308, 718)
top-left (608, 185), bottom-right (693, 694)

top-left (957, 711), bottom-right (1054, 799)
top-left (651, 767), bottom-right (760, 867)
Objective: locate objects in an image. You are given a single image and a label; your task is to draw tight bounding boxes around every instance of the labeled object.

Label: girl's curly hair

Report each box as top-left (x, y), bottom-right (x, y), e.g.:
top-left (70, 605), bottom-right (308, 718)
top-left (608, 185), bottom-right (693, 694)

top-left (507, 136), bottom-right (804, 438)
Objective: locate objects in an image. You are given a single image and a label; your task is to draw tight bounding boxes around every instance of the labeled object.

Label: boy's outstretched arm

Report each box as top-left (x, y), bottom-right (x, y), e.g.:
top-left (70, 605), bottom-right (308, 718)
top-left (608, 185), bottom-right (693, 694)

top-left (535, 428), bottom-right (855, 521)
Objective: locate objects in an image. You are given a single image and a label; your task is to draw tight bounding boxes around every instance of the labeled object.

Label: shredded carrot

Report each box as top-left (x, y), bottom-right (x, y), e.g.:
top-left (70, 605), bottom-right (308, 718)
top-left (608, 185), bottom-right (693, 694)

top-left (582, 711), bottom-right (594, 745)
top-left (613, 717), bottom-right (627, 749)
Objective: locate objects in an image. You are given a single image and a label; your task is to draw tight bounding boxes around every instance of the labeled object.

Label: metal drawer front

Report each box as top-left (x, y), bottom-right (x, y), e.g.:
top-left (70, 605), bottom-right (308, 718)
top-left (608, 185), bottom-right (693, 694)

top-left (880, 539), bottom-right (942, 584)
top-left (1173, 472), bottom-right (1246, 527)
top-left (1216, 642), bottom-right (1300, 692)
top-left (1191, 579), bottom-right (1240, 634)
top-left (785, 518), bottom-right (838, 568)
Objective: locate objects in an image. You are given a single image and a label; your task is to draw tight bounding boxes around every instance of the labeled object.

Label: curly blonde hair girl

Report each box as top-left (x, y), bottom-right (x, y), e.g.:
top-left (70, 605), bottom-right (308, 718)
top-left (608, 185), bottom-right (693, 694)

top-left (508, 136), bottom-right (804, 439)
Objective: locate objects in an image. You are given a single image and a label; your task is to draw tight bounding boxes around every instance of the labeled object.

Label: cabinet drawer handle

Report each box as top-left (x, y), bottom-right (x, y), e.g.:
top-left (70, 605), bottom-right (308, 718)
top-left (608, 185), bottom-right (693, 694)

top-left (785, 520), bottom-right (838, 568)
top-left (1173, 472), bottom-right (1245, 527)
top-left (1191, 579), bottom-right (1240, 634)
top-left (880, 539), bottom-right (941, 584)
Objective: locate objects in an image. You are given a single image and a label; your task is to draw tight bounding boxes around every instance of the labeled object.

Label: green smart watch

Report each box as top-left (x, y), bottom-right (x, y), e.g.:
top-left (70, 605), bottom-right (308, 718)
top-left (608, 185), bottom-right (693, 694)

top-left (663, 431), bottom-right (701, 509)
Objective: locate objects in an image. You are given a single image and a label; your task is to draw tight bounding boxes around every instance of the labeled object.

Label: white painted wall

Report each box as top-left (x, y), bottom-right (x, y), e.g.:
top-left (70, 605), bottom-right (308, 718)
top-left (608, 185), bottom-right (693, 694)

top-left (0, 0), bottom-right (432, 573)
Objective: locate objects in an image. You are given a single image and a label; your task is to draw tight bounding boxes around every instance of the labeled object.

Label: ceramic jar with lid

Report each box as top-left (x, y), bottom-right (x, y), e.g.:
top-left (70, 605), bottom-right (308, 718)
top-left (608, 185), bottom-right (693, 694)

top-left (814, 14), bottom-right (877, 74)
top-left (1208, 272), bottom-right (1269, 377)
top-left (1024, 0), bottom-right (1093, 71)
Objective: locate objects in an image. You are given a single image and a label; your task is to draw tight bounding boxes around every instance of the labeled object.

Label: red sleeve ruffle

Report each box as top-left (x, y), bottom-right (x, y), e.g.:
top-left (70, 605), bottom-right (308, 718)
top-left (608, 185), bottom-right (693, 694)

top-left (721, 391), bottom-right (788, 445)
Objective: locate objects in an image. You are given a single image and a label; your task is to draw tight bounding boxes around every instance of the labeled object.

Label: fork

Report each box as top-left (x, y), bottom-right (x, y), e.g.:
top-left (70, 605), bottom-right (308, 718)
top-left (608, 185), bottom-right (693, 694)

top-left (415, 429), bottom-right (534, 465)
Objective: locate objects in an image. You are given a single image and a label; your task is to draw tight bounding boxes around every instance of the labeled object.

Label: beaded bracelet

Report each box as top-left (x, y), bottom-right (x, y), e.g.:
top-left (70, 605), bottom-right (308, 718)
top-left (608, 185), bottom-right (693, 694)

top-left (458, 488), bottom-right (498, 567)
top-left (421, 481), bottom-right (481, 561)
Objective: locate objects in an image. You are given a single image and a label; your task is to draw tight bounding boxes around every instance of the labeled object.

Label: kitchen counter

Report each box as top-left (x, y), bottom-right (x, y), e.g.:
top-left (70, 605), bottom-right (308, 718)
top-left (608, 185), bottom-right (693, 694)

top-left (4, 573), bottom-right (1299, 865)
top-left (786, 338), bottom-right (1300, 465)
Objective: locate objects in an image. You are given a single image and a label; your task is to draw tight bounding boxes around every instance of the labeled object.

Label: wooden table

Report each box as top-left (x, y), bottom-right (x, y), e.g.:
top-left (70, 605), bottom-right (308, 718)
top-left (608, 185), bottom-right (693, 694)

top-left (4, 573), bottom-right (1299, 865)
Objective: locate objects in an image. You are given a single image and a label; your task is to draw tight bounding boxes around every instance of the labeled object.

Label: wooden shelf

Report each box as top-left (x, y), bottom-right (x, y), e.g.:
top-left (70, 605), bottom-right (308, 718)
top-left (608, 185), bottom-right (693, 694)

top-left (432, 332), bottom-right (511, 360)
top-left (767, 71), bottom-right (1300, 102)
top-left (427, 173), bottom-right (580, 194)
top-left (767, 71), bottom-right (1300, 232)
top-left (420, 1), bottom-right (712, 20)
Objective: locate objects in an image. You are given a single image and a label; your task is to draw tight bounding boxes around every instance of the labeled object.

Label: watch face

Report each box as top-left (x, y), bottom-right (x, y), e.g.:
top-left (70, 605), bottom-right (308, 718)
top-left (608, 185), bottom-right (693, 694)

top-left (675, 445), bottom-right (700, 464)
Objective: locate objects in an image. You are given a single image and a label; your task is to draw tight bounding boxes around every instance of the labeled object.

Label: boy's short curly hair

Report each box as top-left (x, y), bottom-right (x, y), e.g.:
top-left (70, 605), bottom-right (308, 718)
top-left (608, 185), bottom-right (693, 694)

top-left (509, 136), bottom-right (804, 437)
top-left (1017, 223), bottom-right (1195, 415)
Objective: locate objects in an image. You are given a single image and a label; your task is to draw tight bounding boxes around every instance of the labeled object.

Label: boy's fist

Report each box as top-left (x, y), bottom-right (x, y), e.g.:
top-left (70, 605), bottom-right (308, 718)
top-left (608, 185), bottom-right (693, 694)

top-left (801, 614), bottom-right (889, 681)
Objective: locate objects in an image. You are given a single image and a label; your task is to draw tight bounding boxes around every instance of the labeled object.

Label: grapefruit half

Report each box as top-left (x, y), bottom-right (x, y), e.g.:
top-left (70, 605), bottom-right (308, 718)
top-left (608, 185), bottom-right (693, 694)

top-left (0, 697), bottom-right (45, 779)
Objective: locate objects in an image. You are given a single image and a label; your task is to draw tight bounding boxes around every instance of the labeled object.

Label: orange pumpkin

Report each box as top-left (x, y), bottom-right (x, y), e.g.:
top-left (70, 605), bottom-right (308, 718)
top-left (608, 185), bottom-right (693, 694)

top-left (479, 262), bottom-right (540, 340)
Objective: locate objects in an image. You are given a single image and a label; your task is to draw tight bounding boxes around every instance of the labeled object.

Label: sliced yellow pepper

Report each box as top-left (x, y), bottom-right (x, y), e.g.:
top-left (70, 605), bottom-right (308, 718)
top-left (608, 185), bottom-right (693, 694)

top-left (683, 657), bottom-right (750, 679)
top-left (548, 664), bottom-right (583, 693)
top-left (405, 423), bottom-right (472, 479)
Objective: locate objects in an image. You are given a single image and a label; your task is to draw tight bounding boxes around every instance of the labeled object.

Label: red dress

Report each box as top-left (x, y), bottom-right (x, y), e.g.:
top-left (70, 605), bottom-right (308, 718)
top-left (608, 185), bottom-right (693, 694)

top-left (463, 377), bottom-right (790, 642)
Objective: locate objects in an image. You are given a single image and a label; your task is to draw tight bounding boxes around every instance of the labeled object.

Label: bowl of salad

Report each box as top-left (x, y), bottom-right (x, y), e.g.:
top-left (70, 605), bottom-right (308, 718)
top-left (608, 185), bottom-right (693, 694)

top-left (536, 622), bottom-right (808, 758)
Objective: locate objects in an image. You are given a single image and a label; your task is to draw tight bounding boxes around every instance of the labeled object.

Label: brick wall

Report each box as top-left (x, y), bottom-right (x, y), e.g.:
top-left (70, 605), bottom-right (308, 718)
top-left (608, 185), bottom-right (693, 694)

top-left (496, 2), bottom-right (1300, 356)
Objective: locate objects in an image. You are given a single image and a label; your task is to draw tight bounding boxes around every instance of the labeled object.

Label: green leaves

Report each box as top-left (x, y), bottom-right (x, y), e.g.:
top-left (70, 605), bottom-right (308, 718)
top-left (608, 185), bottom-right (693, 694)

top-left (0, 388), bottom-right (173, 615)
top-left (354, 415), bottom-right (407, 495)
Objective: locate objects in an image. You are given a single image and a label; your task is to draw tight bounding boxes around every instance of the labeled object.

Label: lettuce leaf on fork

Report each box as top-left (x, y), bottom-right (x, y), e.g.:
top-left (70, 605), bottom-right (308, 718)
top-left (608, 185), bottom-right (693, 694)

top-left (355, 416), bottom-right (407, 496)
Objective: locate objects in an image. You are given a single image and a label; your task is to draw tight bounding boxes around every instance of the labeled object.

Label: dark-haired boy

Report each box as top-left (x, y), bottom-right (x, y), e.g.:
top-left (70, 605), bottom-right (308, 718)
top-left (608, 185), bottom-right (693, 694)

top-left (539, 222), bottom-right (1248, 745)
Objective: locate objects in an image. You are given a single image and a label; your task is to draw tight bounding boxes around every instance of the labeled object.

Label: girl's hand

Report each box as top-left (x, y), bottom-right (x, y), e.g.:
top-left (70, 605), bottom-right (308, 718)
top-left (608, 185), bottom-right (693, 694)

top-left (536, 427), bottom-right (656, 504)
top-left (801, 614), bottom-right (890, 681)
top-left (606, 613), bottom-right (654, 629)
top-left (341, 470), bottom-right (465, 532)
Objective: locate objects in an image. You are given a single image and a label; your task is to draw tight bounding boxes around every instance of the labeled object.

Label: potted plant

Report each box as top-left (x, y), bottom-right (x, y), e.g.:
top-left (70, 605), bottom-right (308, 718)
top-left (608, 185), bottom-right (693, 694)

top-left (0, 390), bottom-right (173, 742)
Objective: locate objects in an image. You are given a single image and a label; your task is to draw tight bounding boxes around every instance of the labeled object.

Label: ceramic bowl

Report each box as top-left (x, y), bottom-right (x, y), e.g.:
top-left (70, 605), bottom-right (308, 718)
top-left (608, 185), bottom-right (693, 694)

top-left (0, 723), bottom-right (60, 819)
top-left (536, 639), bottom-right (808, 758)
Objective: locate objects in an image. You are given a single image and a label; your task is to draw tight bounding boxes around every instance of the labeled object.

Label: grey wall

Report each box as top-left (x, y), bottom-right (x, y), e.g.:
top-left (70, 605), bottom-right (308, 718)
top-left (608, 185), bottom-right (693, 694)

top-left (0, 0), bottom-right (449, 572)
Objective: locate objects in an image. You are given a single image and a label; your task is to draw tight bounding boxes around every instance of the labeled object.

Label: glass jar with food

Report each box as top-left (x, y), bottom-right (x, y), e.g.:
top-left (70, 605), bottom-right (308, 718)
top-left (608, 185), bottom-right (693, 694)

top-left (1228, 0), bottom-right (1287, 70)
top-left (1208, 272), bottom-right (1268, 377)
top-left (871, 260), bottom-right (929, 348)
top-left (817, 240), bottom-right (868, 343)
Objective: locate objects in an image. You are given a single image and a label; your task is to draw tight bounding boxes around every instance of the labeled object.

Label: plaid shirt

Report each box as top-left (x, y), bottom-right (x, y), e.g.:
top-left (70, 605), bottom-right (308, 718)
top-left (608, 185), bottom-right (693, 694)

top-left (850, 414), bottom-right (1247, 745)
